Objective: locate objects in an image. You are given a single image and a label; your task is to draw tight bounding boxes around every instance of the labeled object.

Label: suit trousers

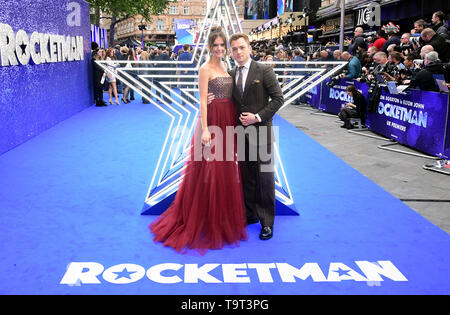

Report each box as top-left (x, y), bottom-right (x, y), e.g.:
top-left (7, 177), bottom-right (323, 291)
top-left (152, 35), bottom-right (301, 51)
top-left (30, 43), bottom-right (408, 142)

top-left (240, 124), bottom-right (275, 227)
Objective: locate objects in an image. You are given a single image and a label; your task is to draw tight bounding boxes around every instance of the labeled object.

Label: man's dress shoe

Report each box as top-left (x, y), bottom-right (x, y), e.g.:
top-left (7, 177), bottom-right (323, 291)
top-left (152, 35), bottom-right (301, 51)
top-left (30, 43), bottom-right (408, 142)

top-left (259, 226), bottom-right (273, 240)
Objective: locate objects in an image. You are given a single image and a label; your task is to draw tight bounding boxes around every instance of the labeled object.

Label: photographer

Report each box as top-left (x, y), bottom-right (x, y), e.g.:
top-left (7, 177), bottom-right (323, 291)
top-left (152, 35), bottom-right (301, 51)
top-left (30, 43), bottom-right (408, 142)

top-left (400, 33), bottom-right (414, 56)
top-left (340, 52), bottom-right (361, 80)
top-left (400, 55), bottom-right (421, 84)
top-left (338, 85), bottom-right (367, 129)
top-left (409, 51), bottom-right (447, 92)
top-left (383, 51), bottom-right (407, 83)
top-left (362, 52), bottom-right (389, 113)
top-left (421, 28), bottom-right (450, 62)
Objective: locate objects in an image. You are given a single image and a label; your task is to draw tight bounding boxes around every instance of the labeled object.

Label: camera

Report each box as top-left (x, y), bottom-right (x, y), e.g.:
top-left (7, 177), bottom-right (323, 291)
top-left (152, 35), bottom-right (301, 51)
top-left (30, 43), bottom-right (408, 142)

top-left (326, 75), bottom-right (341, 87)
top-left (409, 37), bottom-right (419, 44)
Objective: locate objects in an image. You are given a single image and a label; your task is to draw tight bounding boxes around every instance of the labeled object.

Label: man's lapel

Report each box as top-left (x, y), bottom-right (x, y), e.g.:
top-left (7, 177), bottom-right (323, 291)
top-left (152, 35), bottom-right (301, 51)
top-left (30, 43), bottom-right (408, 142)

top-left (230, 66), bottom-right (241, 102)
top-left (243, 60), bottom-right (257, 100)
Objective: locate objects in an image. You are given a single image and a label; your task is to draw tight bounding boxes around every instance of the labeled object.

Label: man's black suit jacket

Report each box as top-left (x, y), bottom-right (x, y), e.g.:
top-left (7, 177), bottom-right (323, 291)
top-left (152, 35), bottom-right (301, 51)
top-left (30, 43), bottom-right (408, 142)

top-left (228, 60), bottom-right (284, 126)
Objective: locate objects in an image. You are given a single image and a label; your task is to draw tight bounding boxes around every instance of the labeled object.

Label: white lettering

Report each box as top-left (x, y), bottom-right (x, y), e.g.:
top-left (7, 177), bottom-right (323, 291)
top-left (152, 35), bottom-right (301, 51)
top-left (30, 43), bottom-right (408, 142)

top-left (15, 29), bottom-right (30, 65)
top-left (247, 263), bottom-right (276, 283)
top-left (276, 262), bottom-right (328, 282)
top-left (355, 261), bottom-right (408, 282)
top-left (184, 264), bottom-right (222, 283)
top-left (0, 23), bottom-right (18, 66)
top-left (29, 32), bottom-right (41, 65)
top-left (146, 263), bottom-right (183, 284)
top-left (102, 263), bottom-right (146, 284)
top-left (60, 262), bottom-right (104, 285)
top-left (222, 264), bottom-right (250, 283)
top-left (0, 22), bottom-right (84, 67)
top-left (327, 263), bottom-right (368, 282)
top-left (60, 261), bottom-right (409, 285)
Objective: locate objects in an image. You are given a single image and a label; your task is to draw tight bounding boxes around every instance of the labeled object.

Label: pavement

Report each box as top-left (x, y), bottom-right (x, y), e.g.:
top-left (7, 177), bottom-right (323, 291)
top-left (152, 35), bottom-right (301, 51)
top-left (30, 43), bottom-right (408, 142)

top-left (278, 104), bottom-right (450, 234)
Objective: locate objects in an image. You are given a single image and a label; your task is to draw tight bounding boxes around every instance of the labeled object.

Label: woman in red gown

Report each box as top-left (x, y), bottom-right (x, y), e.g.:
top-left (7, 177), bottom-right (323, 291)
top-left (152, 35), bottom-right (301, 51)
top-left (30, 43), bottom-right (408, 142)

top-left (149, 26), bottom-right (247, 254)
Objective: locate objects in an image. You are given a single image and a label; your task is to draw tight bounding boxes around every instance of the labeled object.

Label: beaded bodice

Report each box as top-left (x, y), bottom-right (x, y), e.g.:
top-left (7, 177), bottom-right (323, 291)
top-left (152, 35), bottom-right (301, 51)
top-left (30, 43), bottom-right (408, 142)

top-left (208, 76), bottom-right (233, 99)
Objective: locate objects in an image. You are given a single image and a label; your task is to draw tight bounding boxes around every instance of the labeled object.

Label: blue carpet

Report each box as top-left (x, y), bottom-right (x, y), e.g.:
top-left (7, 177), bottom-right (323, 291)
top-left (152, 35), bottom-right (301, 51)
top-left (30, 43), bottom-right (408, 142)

top-left (0, 93), bottom-right (449, 294)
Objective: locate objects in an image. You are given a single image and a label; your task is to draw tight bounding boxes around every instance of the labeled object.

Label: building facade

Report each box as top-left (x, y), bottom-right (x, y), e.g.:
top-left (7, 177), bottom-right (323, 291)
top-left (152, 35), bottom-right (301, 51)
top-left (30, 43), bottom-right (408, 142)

top-left (113, 0), bottom-right (245, 46)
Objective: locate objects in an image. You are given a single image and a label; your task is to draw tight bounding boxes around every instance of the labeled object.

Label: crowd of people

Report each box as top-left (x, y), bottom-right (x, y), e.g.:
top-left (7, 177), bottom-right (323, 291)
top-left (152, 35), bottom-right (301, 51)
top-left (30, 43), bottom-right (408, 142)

top-left (91, 10), bottom-right (449, 114)
top-left (248, 11), bottom-right (449, 129)
top-left (251, 11), bottom-right (449, 91)
top-left (91, 43), bottom-right (198, 107)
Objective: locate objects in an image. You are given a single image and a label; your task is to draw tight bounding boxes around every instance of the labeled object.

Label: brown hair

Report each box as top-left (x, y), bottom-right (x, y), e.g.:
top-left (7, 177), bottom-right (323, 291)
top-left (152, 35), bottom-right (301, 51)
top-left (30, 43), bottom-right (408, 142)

top-left (229, 32), bottom-right (250, 46)
top-left (346, 85), bottom-right (359, 96)
top-left (207, 26), bottom-right (228, 55)
top-left (389, 51), bottom-right (403, 63)
top-left (140, 51), bottom-right (149, 60)
top-left (106, 48), bottom-right (116, 59)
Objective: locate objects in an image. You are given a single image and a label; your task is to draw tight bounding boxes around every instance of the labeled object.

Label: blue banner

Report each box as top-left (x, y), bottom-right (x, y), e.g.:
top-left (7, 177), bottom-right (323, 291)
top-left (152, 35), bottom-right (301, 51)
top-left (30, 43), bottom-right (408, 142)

top-left (319, 78), bottom-right (369, 114)
top-left (0, 0), bottom-right (92, 155)
top-left (367, 88), bottom-right (449, 157)
top-left (305, 84), bottom-right (321, 108)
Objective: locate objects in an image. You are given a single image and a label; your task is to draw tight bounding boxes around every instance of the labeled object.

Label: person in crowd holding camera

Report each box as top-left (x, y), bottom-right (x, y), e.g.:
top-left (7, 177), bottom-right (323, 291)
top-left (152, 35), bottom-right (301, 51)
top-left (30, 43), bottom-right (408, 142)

top-left (383, 51), bottom-right (407, 83)
top-left (409, 51), bottom-right (446, 92)
top-left (420, 45), bottom-right (434, 59)
top-left (359, 46), bottom-right (378, 79)
top-left (411, 19), bottom-right (426, 37)
top-left (399, 33), bottom-right (416, 57)
top-left (400, 55), bottom-right (421, 84)
top-left (340, 52), bottom-right (361, 80)
top-left (420, 28), bottom-right (450, 62)
top-left (338, 85), bottom-right (367, 129)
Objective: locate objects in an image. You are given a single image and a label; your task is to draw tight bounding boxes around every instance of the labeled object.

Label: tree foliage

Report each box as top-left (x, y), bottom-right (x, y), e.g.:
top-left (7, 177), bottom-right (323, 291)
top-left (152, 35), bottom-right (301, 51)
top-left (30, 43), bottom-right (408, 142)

top-left (87, 0), bottom-right (172, 45)
top-left (88, 0), bottom-right (172, 25)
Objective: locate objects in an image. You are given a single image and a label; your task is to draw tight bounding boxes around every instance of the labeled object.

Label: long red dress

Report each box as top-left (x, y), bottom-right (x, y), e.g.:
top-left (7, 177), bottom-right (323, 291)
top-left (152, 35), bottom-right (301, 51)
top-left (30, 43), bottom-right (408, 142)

top-left (149, 76), bottom-right (247, 254)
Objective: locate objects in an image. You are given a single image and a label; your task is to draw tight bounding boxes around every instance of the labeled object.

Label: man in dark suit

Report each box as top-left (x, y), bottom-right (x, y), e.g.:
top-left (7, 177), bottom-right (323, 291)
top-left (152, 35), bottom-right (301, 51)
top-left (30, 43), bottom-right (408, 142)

top-left (177, 44), bottom-right (194, 105)
top-left (228, 33), bottom-right (284, 240)
top-left (155, 45), bottom-right (171, 102)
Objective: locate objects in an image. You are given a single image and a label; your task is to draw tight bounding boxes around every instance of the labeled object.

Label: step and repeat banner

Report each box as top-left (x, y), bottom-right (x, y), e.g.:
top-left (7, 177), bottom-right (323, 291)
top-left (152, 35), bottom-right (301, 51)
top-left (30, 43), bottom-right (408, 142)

top-left (310, 78), bottom-right (450, 159)
top-left (0, 0), bottom-right (92, 155)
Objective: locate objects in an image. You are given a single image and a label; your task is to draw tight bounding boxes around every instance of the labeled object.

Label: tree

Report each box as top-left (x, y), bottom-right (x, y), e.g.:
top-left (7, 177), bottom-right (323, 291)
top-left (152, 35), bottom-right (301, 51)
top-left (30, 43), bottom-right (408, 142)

top-left (88, 0), bottom-right (172, 45)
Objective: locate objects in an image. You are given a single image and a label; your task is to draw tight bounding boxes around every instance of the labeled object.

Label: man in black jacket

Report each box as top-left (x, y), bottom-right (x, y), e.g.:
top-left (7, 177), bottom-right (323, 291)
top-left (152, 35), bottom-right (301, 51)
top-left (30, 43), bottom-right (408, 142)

top-left (431, 11), bottom-right (449, 40)
top-left (349, 27), bottom-right (367, 56)
top-left (382, 31), bottom-right (401, 53)
top-left (409, 51), bottom-right (448, 92)
top-left (421, 28), bottom-right (450, 62)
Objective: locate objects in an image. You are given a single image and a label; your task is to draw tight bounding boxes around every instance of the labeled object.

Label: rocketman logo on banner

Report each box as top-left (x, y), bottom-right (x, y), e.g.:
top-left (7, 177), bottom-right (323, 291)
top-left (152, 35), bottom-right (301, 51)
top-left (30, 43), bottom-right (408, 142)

top-left (368, 89), bottom-right (449, 157)
top-left (0, 23), bottom-right (84, 67)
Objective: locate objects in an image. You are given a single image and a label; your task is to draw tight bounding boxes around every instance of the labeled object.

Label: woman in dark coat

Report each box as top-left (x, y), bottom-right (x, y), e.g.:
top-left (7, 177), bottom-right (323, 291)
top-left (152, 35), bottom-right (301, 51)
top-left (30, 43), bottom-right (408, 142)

top-left (338, 85), bottom-right (367, 129)
top-left (92, 49), bottom-right (107, 107)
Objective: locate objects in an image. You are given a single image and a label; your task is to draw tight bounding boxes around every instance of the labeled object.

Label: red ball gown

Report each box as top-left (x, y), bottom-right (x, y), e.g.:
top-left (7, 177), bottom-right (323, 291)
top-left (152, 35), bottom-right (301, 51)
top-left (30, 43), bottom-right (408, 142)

top-left (149, 76), bottom-right (247, 254)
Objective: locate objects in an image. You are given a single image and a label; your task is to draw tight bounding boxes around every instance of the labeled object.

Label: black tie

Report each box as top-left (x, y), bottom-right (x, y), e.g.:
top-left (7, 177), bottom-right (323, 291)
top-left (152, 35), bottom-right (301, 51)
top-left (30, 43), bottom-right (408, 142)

top-left (236, 65), bottom-right (245, 98)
